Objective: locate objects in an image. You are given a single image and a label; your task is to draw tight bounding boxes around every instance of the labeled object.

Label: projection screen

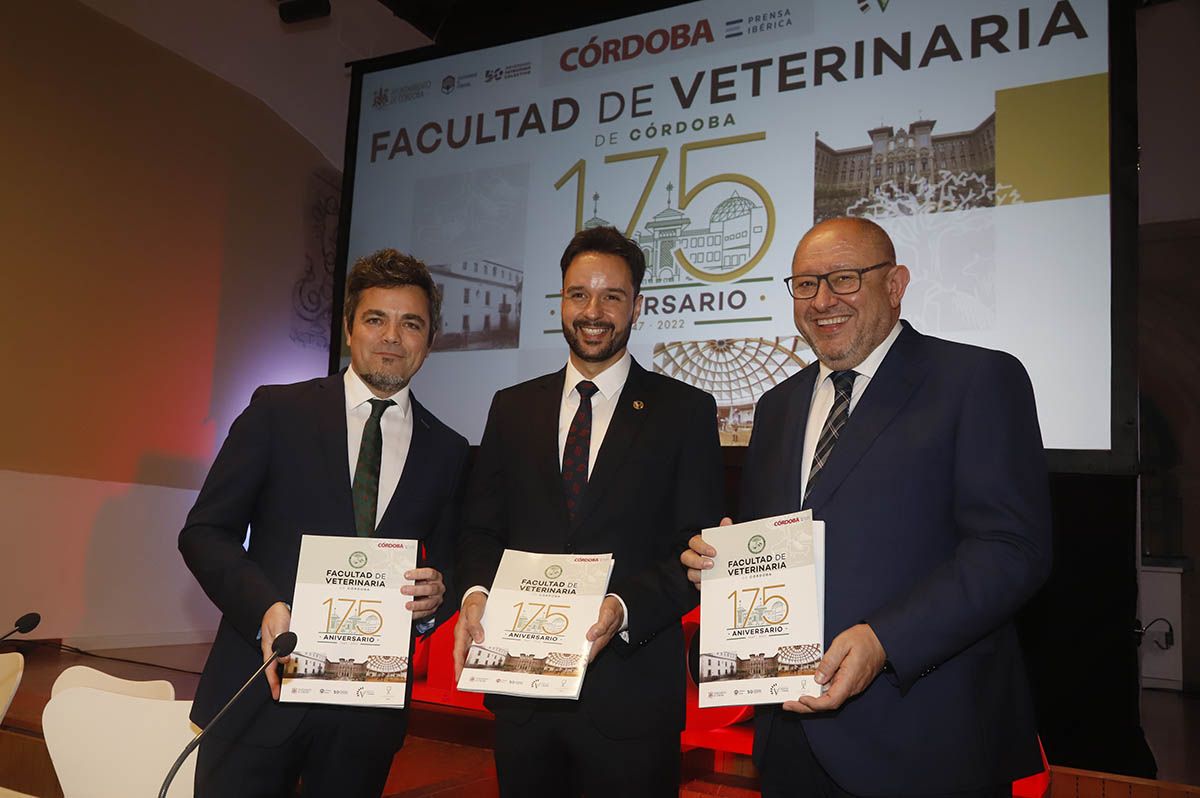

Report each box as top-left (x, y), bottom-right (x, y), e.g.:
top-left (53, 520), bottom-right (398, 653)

top-left (334, 0), bottom-right (1135, 472)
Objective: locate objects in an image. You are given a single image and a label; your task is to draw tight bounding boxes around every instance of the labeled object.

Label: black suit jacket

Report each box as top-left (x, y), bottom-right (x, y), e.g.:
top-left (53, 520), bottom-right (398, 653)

top-left (743, 322), bottom-right (1052, 795)
top-left (457, 359), bottom-right (723, 739)
top-left (180, 372), bottom-right (468, 747)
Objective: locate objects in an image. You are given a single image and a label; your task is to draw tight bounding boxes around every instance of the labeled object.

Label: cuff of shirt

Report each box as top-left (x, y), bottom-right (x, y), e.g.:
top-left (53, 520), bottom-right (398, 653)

top-left (606, 592), bottom-right (630, 642)
top-left (462, 585), bottom-right (490, 604)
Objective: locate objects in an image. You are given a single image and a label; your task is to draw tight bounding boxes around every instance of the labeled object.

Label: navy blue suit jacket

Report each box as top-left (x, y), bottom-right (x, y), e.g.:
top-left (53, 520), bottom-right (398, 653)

top-left (743, 322), bottom-right (1051, 794)
top-left (180, 372), bottom-right (468, 747)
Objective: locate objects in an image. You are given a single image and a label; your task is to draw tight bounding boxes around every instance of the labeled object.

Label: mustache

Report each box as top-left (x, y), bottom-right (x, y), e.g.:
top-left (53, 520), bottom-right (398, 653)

top-left (572, 320), bottom-right (614, 331)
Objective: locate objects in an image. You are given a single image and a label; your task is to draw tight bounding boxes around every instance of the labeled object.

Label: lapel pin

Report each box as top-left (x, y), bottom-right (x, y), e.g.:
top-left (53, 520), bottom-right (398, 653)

top-left (632, 400), bottom-right (645, 410)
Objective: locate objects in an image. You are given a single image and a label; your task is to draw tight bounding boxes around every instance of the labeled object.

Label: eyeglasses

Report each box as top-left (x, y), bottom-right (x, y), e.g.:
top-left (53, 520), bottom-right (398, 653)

top-left (782, 261), bottom-right (892, 300)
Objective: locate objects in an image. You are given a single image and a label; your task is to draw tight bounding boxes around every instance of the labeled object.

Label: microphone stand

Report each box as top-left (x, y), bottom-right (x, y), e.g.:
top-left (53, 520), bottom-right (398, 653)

top-left (157, 632), bottom-right (297, 798)
top-left (0, 612), bottom-right (41, 642)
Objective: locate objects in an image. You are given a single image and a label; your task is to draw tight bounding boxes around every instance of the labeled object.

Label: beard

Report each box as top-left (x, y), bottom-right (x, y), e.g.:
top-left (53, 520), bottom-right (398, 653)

top-left (359, 369), bottom-right (410, 395)
top-left (562, 319), bottom-right (631, 364)
top-left (800, 311), bottom-right (893, 371)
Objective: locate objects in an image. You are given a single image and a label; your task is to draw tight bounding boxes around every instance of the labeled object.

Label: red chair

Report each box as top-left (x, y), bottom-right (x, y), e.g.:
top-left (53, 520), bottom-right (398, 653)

top-left (1012, 738), bottom-right (1050, 798)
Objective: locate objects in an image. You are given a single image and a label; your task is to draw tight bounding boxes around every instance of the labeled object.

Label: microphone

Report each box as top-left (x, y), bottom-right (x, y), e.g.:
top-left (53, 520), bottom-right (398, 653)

top-left (158, 632), bottom-right (297, 798)
top-left (0, 612), bottom-right (41, 642)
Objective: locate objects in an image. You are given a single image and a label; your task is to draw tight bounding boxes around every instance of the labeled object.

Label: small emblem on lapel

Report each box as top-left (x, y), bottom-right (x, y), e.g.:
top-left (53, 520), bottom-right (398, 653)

top-left (632, 400), bottom-right (645, 410)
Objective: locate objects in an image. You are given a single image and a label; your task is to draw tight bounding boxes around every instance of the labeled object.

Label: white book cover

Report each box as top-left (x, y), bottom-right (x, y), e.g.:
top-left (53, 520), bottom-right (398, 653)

top-left (698, 512), bottom-right (825, 707)
top-left (280, 535), bottom-right (417, 708)
top-left (457, 550), bottom-right (614, 699)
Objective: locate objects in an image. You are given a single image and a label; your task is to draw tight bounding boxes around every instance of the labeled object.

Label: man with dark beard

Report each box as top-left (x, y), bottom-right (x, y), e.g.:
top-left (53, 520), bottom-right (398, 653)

top-left (454, 226), bottom-right (724, 797)
top-left (180, 249), bottom-right (467, 797)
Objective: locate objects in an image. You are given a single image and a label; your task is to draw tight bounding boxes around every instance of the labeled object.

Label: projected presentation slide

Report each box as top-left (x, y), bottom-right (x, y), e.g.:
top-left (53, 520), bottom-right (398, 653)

top-left (344, 0), bottom-right (1111, 451)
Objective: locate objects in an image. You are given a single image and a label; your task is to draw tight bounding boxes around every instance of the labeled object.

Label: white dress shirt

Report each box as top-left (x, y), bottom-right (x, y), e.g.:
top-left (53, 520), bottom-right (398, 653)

top-left (344, 367), bottom-right (413, 527)
top-left (558, 352), bottom-right (631, 478)
top-left (800, 321), bottom-right (903, 495)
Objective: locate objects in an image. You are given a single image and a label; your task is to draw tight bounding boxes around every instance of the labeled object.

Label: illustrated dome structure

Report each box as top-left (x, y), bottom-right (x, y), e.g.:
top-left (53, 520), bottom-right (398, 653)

top-left (654, 338), bottom-right (809, 408)
top-left (709, 191), bottom-right (756, 223)
top-left (776, 644), bottom-right (822, 670)
top-left (544, 652), bottom-right (583, 672)
top-left (366, 655), bottom-right (408, 678)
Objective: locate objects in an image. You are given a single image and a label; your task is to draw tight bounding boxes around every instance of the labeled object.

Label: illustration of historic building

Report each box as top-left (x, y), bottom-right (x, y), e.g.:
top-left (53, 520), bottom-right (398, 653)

top-left (288, 651), bottom-right (328, 677)
top-left (741, 598), bottom-right (787, 627)
top-left (698, 652), bottom-right (737, 681)
top-left (813, 113), bottom-right (997, 222)
top-left (737, 652), bottom-right (778, 678)
top-left (325, 658), bottom-right (368, 680)
top-left (463, 644), bottom-right (583, 677)
top-left (505, 654), bottom-right (544, 674)
top-left (583, 188), bottom-right (766, 286)
top-left (698, 646), bottom-right (820, 683)
top-left (465, 644), bottom-right (507, 668)
top-left (428, 259), bottom-right (522, 351)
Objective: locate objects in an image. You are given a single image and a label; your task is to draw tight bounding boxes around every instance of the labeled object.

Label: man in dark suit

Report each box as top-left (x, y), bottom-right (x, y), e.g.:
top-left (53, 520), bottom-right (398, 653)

top-left (684, 217), bottom-right (1052, 797)
top-left (180, 249), bottom-right (468, 798)
top-left (453, 226), bottom-right (724, 797)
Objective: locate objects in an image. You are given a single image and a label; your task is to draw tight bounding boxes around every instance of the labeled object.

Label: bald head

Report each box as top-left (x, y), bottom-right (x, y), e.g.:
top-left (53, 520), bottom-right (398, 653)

top-left (789, 216), bottom-right (909, 370)
top-left (795, 217), bottom-right (896, 266)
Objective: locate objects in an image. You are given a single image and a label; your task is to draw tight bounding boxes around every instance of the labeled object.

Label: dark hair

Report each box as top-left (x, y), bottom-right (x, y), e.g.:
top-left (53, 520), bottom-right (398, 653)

top-left (344, 249), bottom-right (441, 344)
top-left (559, 226), bottom-right (646, 293)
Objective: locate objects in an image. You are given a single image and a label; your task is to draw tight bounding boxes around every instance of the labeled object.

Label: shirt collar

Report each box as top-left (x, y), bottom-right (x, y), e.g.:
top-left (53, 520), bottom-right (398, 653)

top-left (563, 350), bottom-right (632, 402)
top-left (344, 367), bottom-right (412, 417)
top-left (815, 320), bottom-right (903, 387)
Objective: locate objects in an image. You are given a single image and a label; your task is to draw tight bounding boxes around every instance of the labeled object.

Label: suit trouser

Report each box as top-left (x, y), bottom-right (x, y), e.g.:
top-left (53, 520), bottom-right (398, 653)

top-left (194, 704), bottom-right (401, 798)
top-left (760, 714), bottom-right (1010, 798)
top-left (493, 704), bottom-right (679, 798)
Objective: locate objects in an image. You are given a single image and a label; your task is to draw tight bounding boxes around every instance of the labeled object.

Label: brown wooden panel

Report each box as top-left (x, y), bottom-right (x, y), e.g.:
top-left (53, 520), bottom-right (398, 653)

top-left (1104, 779), bottom-right (1133, 798)
top-left (1079, 774), bottom-right (1107, 798)
top-left (1050, 770), bottom-right (1080, 798)
top-left (0, 728), bottom-right (61, 798)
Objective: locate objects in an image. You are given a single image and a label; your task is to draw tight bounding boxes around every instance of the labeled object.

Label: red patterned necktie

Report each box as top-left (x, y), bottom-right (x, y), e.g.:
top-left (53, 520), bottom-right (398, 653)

top-left (562, 380), bottom-right (599, 520)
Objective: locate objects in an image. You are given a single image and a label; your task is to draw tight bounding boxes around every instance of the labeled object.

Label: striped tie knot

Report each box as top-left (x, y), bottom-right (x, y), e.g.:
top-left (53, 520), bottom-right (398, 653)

top-left (803, 369), bottom-right (857, 507)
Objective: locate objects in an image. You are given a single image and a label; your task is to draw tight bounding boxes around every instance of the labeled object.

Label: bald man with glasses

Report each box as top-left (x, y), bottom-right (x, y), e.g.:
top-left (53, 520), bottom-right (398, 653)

top-left (684, 217), bottom-right (1052, 798)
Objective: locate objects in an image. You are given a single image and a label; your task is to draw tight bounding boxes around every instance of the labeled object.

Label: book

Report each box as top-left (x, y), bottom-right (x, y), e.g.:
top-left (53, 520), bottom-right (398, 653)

top-left (457, 550), bottom-right (614, 699)
top-left (280, 534), bottom-right (417, 708)
top-left (698, 511), bottom-right (825, 707)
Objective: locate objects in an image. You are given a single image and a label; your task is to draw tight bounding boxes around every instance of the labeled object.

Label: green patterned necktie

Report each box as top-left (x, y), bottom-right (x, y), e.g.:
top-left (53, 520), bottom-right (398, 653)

top-left (353, 398), bottom-right (394, 537)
